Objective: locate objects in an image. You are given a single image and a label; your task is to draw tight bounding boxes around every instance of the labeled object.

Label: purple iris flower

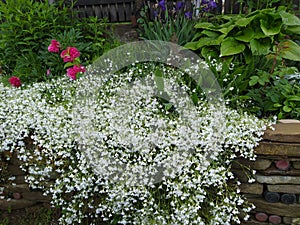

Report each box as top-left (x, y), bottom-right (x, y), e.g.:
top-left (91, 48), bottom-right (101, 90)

top-left (158, 0), bottom-right (166, 11)
top-left (202, 0), bottom-right (217, 12)
top-left (176, 1), bottom-right (184, 10)
top-left (184, 11), bottom-right (193, 19)
top-left (208, 0), bottom-right (217, 9)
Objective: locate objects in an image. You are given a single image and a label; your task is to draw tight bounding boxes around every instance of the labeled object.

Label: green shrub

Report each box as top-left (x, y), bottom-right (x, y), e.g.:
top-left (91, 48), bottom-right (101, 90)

top-left (185, 7), bottom-right (300, 119)
top-left (0, 0), bottom-right (75, 76)
top-left (0, 0), bottom-right (119, 85)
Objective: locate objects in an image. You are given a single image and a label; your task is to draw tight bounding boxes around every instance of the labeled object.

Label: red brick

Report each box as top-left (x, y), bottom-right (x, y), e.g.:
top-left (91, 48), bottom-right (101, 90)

top-left (255, 212), bottom-right (268, 222)
top-left (268, 215), bottom-right (282, 224)
top-left (275, 160), bottom-right (290, 171)
top-left (12, 192), bottom-right (22, 200)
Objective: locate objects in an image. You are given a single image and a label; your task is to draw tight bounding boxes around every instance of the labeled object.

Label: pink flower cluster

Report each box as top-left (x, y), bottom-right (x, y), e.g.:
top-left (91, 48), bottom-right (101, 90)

top-left (47, 39), bottom-right (85, 80)
top-left (60, 47), bottom-right (81, 63)
top-left (9, 76), bottom-right (21, 88)
top-left (66, 65), bottom-right (86, 80)
top-left (48, 40), bottom-right (60, 53)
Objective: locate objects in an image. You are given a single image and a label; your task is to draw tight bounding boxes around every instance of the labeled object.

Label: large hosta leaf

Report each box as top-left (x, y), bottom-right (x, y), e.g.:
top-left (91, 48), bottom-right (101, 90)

top-left (194, 22), bottom-right (214, 29)
top-left (279, 40), bottom-right (300, 61)
top-left (235, 17), bottom-right (255, 27)
top-left (280, 11), bottom-right (300, 26)
top-left (220, 37), bottom-right (245, 57)
top-left (234, 27), bottom-right (254, 42)
top-left (250, 38), bottom-right (271, 55)
top-left (285, 25), bottom-right (300, 34)
top-left (260, 18), bottom-right (282, 36)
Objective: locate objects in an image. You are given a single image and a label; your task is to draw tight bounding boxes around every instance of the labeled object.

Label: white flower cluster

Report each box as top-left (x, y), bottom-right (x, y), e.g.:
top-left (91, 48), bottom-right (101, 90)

top-left (0, 64), bottom-right (271, 224)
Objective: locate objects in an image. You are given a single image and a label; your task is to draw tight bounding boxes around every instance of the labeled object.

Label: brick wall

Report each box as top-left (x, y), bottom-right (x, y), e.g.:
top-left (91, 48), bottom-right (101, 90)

top-left (1, 119), bottom-right (300, 224)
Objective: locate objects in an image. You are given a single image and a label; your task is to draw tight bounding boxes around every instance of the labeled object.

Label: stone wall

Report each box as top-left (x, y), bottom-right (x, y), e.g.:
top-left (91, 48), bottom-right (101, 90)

top-left (0, 151), bottom-right (51, 211)
top-left (236, 120), bottom-right (300, 225)
top-left (0, 120), bottom-right (300, 224)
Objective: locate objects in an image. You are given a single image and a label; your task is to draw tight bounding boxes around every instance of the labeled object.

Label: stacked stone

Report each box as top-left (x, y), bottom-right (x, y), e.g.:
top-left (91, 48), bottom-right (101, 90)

top-left (0, 151), bottom-right (51, 211)
top-left (235, 120), bottom-right (300, 225)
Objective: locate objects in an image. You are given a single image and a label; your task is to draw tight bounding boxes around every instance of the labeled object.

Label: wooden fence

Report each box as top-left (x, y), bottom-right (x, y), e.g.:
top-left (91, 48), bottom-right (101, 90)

top-left (53, 0), bottom-right (300, 23)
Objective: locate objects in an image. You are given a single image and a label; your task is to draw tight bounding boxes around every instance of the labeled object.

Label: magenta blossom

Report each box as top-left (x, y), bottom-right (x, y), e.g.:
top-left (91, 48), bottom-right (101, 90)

top-left (48, 39), bottom-right (60, 53)
top-left (9, 76), bottom-right (21, 87)
top-left (60, 47), bottom-right (81, 63)
top-left (66, 65), bottom-right (86, 80)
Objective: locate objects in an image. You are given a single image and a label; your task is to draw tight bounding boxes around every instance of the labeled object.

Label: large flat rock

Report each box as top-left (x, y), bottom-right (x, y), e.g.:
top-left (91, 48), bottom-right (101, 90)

top-left (249, 198), bottom-right (300, 217)
top-left (0, 199), bottom-right (36, 210)
top-left (255, 142), bottom-right (300, 156)
top-left (256, 175), bottom-right (300, 184)
top-left (263, 121), bottom-right (300, 143)
top-left (267, 184), bottom-right (300, 194)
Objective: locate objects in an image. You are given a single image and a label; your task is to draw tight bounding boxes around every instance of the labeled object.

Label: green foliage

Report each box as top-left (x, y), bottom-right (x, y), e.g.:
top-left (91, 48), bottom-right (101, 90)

top-left (186, 7), bottom-right (300, 63)
top-left (0, 0), bottom-right (119, 85)
top-left (0, 0), bottom-right (75, 76)
top-left (236, 0), bottom-right (297, 13)
top-left (246, 67), bottom-right (300, 119)
top-left (78, 17), bottom-right (120, 63)
top-left (137, 5), bottom-right (196, 45)
top-left (185, 7), bottom-right (300, 119)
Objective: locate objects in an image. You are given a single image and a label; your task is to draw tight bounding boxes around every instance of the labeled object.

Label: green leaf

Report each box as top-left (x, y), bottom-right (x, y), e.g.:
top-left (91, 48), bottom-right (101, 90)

top-left (164, 103), bottom-right (173, 111)
top-left (279, 40), bottom-right (300, 61)
top-left (191, 92), bottom-right (199, 104)
top-left (249, 38), bottom-right (271, 55)
top-left (194, 22), bottom-right (214, 29)
top-left (220, 37), bottom-right (245, 57)
top-left (218, 24), bottom-right (236, 35)
top-left (283, 105), bottom-right (292, 112)
top-left (154, 68), bottom-right (164, 92)
top-left (287, 96), bottom-right (300, 101)
top-left (273, 103), bottom-right (282, 107)
top-left (280, 11), bottom-right (300, 26)
top-left (197, 37), bottom-right (216, 48)
top-left (285, 25), bottom-right (300, 34)
top-left (64, 62), bottom-right (74, 69)
top-left (260, 18), bottom-right (282, 36)
top-left (201, 30), bottom-right (219, 38)
top-left (235, 17), bottom-right (254, 27)
top-left (249, 76), bottom-right (259, 86)
top-left (234, 27), bottom-right (254, 42)
top-left (184, 41), bottom-right (199, 50)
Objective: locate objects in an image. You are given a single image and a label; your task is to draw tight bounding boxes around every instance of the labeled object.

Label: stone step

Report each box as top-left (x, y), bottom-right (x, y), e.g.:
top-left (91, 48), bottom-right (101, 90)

top-left (249, 198), bottom-right (300, 217)
top-left (0, 199), bottom-right (36, 210)
top-left (256, 175), bottom-right (300, 184)
top-left (267, 184), bottom-right (300, 194)
top-left (255, 142), bottom-right (300, 157)
top-left (263, 122), bottom-right (300, 143)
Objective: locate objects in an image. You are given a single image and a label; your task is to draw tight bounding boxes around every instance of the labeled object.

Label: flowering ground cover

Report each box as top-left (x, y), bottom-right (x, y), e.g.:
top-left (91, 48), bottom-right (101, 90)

top-left (0, 0), bottom-right (298, 224)
top-left (0, 53), bottom-right (273, 224)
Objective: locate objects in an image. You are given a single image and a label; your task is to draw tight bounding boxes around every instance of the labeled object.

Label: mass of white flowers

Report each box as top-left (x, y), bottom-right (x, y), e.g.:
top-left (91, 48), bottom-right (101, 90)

top-left (0, 63), bottom-right (271, 224)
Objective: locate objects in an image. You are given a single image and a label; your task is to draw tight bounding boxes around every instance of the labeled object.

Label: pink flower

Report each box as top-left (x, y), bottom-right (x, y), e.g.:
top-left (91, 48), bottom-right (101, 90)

top-left (48, 39), bottom-right (60, 53)
top-left (9, 76), bottom-right (21, 87)
top-left (66, 65), bottom-right (86, 80)
top-left (46, 69), bottom-right (51, 76)
top-left (60, 47), bottom-right (81, 62)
